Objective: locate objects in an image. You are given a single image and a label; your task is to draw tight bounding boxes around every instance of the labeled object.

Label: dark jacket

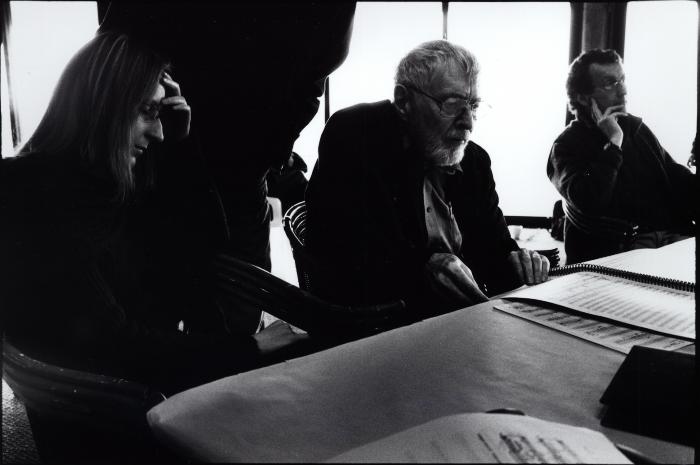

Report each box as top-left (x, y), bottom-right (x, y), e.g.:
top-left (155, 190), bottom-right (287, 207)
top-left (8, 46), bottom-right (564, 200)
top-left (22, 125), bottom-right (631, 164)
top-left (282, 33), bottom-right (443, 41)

top-left (0, 151), bottom-right (261, 396)
top-left (305, 100), bottom-right (520, 318)
top-left (547, 115), bottom-right (695, 263)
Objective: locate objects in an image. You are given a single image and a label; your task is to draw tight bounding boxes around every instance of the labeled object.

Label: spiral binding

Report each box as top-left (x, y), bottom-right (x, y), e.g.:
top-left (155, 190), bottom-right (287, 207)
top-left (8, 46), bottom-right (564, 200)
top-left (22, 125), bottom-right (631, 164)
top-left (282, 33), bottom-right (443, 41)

top-left (549, 263), bottom-right (695, 293)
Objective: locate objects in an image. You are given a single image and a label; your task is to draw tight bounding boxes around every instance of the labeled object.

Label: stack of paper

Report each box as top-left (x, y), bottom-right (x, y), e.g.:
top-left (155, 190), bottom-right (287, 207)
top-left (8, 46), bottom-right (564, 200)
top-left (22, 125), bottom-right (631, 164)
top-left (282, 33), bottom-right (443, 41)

top-left (326, 413), bottom-right (632, 463)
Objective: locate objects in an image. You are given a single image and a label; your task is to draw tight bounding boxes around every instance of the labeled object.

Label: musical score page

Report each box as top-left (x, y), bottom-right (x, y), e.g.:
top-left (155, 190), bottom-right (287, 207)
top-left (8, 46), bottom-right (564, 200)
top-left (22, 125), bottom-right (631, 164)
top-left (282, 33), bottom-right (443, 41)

top-left (495, 301), bottom-right (693, 354)
top-left (326, 413), bottom-right (631, 463)
top-left (588, 239), bottom-right (695, 284)
top-left (506, 272), bottom-right (695, 339)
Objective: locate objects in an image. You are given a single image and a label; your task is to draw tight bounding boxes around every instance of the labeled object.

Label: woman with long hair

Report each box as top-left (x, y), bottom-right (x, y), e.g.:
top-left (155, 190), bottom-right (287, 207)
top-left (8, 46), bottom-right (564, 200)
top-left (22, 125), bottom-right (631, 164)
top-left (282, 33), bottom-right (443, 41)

top-left (0, 32), bottom-right (298, 396)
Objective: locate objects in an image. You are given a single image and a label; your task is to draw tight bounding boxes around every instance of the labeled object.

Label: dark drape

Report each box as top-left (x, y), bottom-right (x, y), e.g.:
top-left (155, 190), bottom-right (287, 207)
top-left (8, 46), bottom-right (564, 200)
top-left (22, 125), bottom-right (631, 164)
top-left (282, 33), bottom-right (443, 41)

top-left (1, 2), bottom-right (21, 151)
top-left (566, 2), bottom-right (627, 125)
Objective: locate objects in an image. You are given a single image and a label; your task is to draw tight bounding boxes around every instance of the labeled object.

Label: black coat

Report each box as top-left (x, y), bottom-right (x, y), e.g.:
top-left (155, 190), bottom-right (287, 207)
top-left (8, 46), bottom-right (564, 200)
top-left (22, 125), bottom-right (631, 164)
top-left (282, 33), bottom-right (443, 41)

top-left (305, 101), bottom-right (520, 318)
top-left (99, 2), bottom-right (356, 271)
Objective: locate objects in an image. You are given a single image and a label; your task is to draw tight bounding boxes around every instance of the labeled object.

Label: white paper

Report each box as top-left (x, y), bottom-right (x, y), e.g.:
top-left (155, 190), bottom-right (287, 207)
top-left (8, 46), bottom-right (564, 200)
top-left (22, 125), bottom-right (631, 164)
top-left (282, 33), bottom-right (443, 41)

top-left (506, 272), bottom-right (695, 339)
top-left (495, 301), bottom-right (693, 354)
top-left (326, 413), bottom-right (631, 463)
top-left (588, 239), bottom-right (695, 284)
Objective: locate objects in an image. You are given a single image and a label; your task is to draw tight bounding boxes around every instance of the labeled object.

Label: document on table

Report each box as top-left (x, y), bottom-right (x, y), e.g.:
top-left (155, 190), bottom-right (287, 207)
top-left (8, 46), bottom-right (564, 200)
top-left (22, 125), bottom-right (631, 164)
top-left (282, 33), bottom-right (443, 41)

top-left (495, 301), bottom-right (693, 354)
top-left (326, 413), bottom-right (631, 463)
top-left (505, 272), bottom-right (695, 339)
top-left (588, 239), bottom-right (695, 284)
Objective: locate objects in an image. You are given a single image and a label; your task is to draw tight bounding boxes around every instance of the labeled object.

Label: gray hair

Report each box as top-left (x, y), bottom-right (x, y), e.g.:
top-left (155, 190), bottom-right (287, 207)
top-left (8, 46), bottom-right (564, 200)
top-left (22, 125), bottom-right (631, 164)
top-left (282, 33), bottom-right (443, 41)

top-left (395, 40), bottom-right (479, 89)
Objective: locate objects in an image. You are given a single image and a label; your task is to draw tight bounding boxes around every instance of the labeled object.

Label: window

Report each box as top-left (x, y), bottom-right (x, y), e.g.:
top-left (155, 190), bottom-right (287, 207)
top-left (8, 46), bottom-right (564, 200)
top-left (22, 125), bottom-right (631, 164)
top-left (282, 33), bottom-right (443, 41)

top-left (624, 1), bottom-right (698, 166)
top-left (295, 2), bottom-right (570, 218)
top-left (1, 44), bottom-right (13, 157)
top-left (294, 2), bottom-right (443, 171)
top-left (329, 2), bottom-right (443, 114)
top-left (2, 1), bottom-right (97, 156)
top-left (448, 2), bottom-right (570, 217)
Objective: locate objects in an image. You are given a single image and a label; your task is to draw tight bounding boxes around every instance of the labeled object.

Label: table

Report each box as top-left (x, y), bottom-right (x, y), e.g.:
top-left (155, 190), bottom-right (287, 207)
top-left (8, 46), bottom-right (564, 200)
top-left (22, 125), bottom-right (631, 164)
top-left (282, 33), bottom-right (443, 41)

top-left (147, 242), bottom-right (695, 463)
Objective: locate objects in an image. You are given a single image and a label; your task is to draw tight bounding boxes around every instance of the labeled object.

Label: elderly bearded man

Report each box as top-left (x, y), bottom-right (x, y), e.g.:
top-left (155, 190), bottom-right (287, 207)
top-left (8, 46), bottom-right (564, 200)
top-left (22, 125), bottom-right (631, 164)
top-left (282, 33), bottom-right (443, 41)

top-left (305, 40), bottom-right (549, 322)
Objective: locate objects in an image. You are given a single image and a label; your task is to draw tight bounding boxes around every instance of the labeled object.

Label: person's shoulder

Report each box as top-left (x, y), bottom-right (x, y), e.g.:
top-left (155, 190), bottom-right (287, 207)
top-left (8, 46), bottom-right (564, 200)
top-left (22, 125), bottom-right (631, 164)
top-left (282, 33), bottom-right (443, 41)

top-left (328, 100), bottom-right (394, 124)
top-left (1, 152), bottom-right (51, 186)
top-left (553, 119), bottom-right (587, 144)
top-left (322, 100), bottom-right (397, 145)
top-left (463, 140), bottom-right (492, 165)
top-left (0, 152), bottom-right (62, 214)
top-left (618, 113), bottom-right (647, 135)
top-left (2, 151), bottom-right (88, 203)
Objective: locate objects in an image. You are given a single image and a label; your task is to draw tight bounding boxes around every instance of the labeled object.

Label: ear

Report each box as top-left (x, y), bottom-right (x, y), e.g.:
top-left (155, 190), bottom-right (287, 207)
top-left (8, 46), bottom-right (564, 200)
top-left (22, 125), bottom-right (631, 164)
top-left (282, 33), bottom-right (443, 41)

top-left (394, 84), bottom-right (410, 119)
top-left (575, 94), bottom-right (590, 108)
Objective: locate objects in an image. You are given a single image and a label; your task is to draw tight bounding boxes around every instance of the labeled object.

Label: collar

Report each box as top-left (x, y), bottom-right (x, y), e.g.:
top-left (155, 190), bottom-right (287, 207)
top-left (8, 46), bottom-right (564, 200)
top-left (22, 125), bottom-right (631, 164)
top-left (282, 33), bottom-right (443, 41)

top-left (423, 161), bottom-right (464, 175)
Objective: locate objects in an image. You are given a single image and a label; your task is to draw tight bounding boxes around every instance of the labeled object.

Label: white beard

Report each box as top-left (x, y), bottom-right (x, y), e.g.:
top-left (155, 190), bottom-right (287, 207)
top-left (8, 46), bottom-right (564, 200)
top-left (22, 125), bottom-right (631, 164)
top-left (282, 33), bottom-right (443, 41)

top-left (425, 138), bottom-right (467, 167)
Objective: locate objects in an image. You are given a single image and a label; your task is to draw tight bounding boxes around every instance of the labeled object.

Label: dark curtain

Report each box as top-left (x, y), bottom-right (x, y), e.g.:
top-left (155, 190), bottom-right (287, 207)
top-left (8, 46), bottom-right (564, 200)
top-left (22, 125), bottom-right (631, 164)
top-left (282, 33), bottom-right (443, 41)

top-left (1, 2), bottom-right (21, 151)
top-left (566, 2), bottom-right (627, 124)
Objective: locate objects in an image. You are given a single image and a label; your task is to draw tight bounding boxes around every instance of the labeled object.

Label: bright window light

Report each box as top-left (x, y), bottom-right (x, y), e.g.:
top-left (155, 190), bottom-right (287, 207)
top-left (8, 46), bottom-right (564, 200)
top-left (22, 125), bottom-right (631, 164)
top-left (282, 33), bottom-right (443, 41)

top-left (449, 2), bottom-right (570, 217)
top-left (1, 44), bottom-right (14, 157)
top-left (291, 93), bottom-right (326, 172)
top-left (6, 1), bottom-right (98, 151)
top-left (330, 2), bottom-right (443, 113)
top-left (624, 1), bottom-right (697, 166)
top-left (294, 2), bottom-right (443, 171)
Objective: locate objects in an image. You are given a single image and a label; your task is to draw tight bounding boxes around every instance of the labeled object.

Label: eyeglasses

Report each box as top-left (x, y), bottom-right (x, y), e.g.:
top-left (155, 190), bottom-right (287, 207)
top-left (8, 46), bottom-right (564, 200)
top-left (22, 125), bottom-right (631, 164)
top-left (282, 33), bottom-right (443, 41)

top-left (597, 76), bottom-right (626, 91)
top-left (404, 84), bottom-right (480, 117)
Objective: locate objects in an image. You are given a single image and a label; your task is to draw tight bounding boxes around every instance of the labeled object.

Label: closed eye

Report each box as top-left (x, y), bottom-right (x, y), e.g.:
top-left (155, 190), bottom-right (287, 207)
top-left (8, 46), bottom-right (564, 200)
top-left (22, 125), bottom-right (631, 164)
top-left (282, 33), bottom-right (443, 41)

top-left (443, 97), bottom-right (480, 111)
top-left (140, 103), bottom-right (161, 121)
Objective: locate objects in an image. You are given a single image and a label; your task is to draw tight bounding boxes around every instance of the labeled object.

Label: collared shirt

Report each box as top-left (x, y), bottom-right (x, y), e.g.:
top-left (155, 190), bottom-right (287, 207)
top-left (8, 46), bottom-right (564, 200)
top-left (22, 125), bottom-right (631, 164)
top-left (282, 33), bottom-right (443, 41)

top-left (423, 164), bottom-right (463, 255)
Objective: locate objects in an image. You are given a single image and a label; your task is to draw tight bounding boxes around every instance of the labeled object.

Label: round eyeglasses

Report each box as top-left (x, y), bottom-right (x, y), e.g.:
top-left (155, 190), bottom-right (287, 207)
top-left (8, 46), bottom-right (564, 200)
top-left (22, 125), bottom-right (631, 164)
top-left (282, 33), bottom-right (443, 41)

top-left (404, 84), bottom-right (480, 118)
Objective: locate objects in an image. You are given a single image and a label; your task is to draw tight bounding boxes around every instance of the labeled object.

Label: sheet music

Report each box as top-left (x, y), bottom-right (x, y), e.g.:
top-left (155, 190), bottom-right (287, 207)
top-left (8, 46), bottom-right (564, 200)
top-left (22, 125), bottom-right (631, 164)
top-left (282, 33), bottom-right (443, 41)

top-left (506, 272), bottom-right (695, 339)
top-left (326, 413), bottom-right (631, 463)
top-left (495, 301), bottom-right (693, 354)
top-left (588, 239), bottom-right (695, 284)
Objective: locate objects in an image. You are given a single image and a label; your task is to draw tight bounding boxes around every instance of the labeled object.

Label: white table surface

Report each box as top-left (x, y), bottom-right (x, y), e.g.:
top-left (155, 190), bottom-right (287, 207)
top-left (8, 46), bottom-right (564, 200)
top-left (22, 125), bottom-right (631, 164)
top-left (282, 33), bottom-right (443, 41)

top-left (147, 299), bottom-right (694, 462)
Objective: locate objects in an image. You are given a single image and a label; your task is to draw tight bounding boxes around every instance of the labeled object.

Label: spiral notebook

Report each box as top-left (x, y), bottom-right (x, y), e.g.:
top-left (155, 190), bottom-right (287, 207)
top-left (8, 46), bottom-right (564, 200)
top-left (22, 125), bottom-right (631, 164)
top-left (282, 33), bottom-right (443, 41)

top-left (504, 240), bottom-right (695, 340)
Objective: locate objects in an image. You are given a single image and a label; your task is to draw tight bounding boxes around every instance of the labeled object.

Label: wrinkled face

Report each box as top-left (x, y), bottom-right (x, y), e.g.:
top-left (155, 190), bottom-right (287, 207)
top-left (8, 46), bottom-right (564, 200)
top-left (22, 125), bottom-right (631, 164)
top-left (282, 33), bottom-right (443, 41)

top-left (407, 65), bottom-right (476, 167)
top-left (585, 62), bottom-right (627, 113)
top-left (129, 83), bottom-right (165, 168)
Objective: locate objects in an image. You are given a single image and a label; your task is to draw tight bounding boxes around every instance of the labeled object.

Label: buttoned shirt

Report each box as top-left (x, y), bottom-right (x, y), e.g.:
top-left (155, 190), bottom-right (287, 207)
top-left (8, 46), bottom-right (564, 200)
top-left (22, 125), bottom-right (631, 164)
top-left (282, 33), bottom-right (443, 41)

top-left (423, 164), bottom-right (463, 255)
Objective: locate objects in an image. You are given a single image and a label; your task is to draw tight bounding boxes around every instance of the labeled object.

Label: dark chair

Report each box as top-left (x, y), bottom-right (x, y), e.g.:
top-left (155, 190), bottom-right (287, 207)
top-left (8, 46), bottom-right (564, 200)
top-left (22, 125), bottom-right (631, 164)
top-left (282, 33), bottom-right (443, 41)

top-left (504, 214), bottom-right (561, 268)
top-left (283, 200), bottom-right (315, 292)
top-left (2, 339), bottom-right (173, 463)
top-left (212, 253), bottom-right (407, 340)
top-left (531, 247), bottom-right (561, 268)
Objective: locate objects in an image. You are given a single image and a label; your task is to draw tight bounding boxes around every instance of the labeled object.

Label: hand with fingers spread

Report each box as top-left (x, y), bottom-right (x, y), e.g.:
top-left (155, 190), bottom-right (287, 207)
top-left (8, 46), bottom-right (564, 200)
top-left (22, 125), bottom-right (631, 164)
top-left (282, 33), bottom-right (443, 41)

top-left (591, 99), bottom-right (626, 148)
top-left (425, 253), bottom-right (489, 307)
top-left (508, 249), bottom-right (550, 286)
top-left (160, 71), bottom-right (191, 141)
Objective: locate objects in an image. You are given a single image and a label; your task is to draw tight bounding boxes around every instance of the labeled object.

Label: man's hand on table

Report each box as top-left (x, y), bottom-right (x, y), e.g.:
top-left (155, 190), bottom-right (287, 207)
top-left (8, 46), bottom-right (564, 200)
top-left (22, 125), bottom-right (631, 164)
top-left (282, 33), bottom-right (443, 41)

top-left (425, 253), bottom-right (489, 307)
top-left (508, 249), bottom-right (550, 286)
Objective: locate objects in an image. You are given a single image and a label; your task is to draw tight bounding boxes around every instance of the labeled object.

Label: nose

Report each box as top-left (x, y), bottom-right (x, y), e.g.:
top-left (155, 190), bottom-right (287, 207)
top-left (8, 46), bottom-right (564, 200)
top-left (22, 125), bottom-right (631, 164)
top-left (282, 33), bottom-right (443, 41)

top-left (617, 81), bottom-right (627, 98)
top-left (455, 106), bottom-right (474, 130)
top-left (147, 118), bottom-right (164, 143)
